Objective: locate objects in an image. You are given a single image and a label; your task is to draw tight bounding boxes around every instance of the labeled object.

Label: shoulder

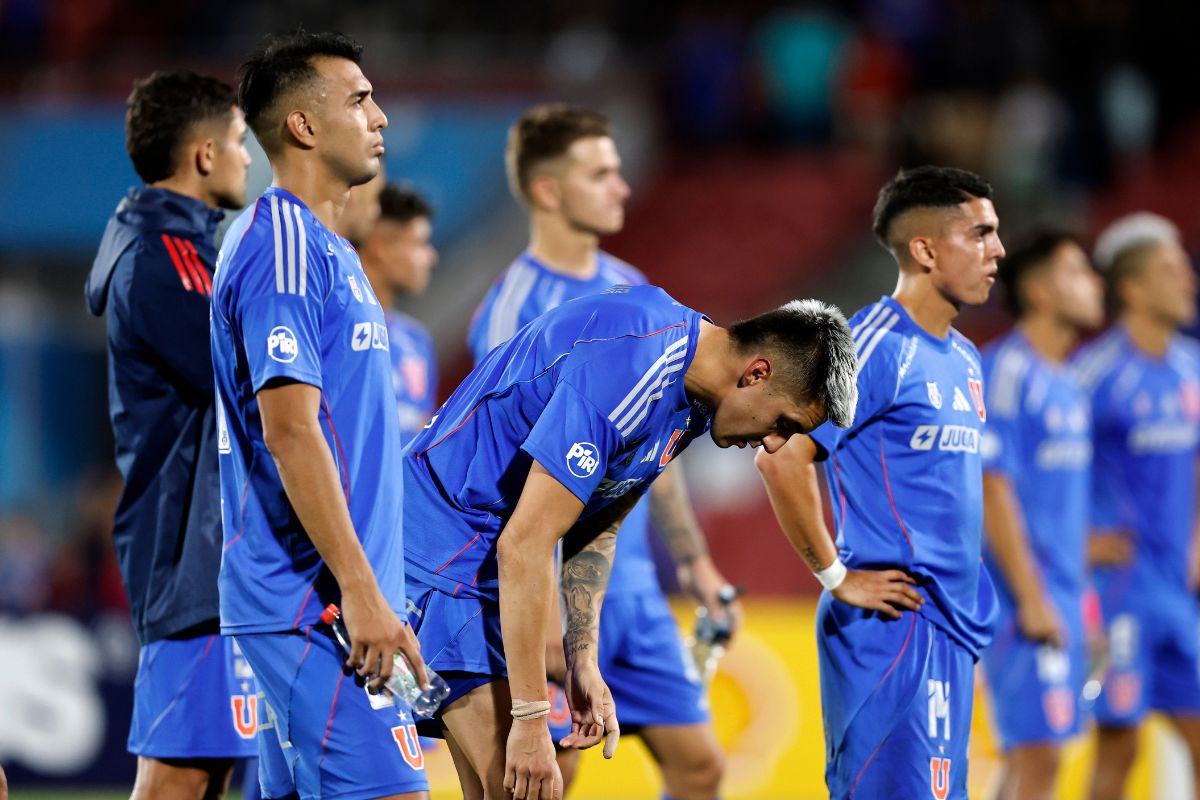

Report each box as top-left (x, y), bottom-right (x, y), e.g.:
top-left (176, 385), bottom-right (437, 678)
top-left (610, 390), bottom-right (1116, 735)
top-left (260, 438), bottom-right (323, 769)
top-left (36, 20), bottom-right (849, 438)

top-left (598, 252), bottom-right (647, 286)
top-left (1071, 329), bottom-right (1125, 392)
top-left (1168, 334), bottom-right (1200, 374)
top-left (850, 301), bottom-right (907, 374)
top-left (983, 334), bottom-right (1034, 416)
top-left (948, 328), bottom-right (982, 373)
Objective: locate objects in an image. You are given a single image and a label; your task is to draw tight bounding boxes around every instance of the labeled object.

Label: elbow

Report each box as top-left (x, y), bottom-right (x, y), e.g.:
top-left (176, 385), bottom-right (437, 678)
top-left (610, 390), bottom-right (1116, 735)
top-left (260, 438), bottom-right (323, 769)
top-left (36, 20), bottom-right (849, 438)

top-left (261, 417), bottom-right (312, 460)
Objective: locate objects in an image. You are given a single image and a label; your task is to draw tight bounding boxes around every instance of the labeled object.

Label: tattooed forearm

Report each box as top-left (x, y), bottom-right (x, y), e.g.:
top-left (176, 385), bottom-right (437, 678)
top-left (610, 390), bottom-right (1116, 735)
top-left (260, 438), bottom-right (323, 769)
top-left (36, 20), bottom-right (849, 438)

top-left (801, 546), bottom-right (824, 572)
top-left (561, 526), bottom-right (617, 663)
top-left (649, 463), bottom-right (709, 566)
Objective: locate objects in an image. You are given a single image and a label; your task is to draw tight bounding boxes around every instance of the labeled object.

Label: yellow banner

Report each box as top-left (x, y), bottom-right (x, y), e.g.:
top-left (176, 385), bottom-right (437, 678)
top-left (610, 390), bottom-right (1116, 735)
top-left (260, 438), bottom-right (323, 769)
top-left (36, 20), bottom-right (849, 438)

top-left (424, 598), bottom-right (1181, 799)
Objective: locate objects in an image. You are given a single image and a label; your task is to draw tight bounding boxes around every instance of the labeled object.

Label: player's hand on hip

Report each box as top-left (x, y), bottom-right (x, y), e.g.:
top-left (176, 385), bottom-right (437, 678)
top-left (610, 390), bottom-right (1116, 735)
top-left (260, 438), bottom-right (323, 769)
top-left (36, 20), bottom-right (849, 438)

top-left (831, 569), bottom-right (923, 619)
top-left (560, 657), bottom-right (620, 757)
top-left (1087, 529), bottom-right (1133, 568)
top-left (504, 718), bottom-right (563, 800)
top-left (1017, 593), bottom-right (1065, 649)
top-left (339, 585), bottom-right (422, 692)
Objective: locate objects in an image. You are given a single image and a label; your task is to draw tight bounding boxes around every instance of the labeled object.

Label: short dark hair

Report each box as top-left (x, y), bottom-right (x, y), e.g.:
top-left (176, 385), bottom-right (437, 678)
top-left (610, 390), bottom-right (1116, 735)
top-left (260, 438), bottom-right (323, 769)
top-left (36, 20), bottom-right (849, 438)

top-left (125, 70), bottom-right (236, 184)
top-left (506, 103), bottom-right (612, 204)
top-left (728, 299), bottom-right (859, 429)
top-left (378, 183), bottom-right (434, 225)
top-left (872, 166), bottom-right (994, 251)
top-left (998, 228), bottom-right (1083, 317)
top-left (238, 30), bottom-right (363, 150)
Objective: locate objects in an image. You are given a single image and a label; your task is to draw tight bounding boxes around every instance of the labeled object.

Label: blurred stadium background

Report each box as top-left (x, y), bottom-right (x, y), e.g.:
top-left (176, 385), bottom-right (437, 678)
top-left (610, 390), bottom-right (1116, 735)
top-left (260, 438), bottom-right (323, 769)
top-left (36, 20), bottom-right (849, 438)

top-left (2, 0), bottom-right (1200, 797)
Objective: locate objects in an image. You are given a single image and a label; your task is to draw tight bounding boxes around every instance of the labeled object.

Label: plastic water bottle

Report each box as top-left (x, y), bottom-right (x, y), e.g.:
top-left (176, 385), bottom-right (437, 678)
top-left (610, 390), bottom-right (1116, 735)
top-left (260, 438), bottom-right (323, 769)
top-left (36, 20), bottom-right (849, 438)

top-left (689, 585), bottom-right (739, 684)
top-left (320, 603), bottom-right (450, 718)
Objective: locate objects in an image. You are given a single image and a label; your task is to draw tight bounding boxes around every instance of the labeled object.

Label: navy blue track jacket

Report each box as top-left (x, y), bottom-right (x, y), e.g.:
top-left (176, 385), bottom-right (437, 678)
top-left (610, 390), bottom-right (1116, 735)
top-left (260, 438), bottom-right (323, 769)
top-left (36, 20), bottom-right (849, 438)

top-left (86, 186), bottom-right (225, 645)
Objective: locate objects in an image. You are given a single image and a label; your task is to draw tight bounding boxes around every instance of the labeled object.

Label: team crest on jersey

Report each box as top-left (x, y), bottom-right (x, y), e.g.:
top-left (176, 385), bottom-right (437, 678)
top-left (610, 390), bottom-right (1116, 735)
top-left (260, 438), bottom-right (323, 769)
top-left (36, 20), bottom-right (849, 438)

top-left (348, 274), bottom-right (365, 303)
top-left (967, 378), bottom-right (986, 421)
top-left (1182, 382), bottom-right (1200, 420)
top-left (401, 357), bottom-right (428, 399)
top-left (926, 382), bottom-right (943, 410)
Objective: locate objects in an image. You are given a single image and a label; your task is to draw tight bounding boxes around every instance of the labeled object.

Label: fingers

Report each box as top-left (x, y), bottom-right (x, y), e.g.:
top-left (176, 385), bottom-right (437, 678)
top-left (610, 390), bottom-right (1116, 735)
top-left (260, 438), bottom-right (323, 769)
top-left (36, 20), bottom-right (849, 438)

top-left (513, 768), bottom-right (528, 799)
top-left (547, 768), bottom-right (563, 800)
top-left (400, 633), bottom-right (429, 689)
top-left (504, 762), bottom-right (516, 795)
top-left (602, 713), bottom-right (620, 759)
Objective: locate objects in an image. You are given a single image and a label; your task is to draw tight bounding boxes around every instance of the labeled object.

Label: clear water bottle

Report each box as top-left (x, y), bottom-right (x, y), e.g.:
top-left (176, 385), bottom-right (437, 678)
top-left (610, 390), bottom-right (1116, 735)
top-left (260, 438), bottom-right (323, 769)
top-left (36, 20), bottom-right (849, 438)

top-left (689, 585), bottom-right (739, 684)
top-left (320, 603), bottom-right (450, 718)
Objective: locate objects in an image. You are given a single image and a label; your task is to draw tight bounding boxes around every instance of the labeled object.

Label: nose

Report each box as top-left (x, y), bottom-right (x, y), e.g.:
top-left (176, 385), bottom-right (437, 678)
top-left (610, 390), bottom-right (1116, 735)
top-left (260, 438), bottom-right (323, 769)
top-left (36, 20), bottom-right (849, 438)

top-left (992, 234), bottom-right (1006, 261)
top-left (616, 175), bottom-right (631, 201)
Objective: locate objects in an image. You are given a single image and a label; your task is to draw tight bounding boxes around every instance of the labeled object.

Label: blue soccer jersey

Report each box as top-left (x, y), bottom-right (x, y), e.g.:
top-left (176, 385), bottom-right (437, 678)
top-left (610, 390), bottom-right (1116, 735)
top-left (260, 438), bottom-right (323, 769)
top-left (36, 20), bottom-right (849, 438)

top-left (387, 309), bottom-right (437, 445)
top-left (981, 330), bottom-right (1091, 617)
top-left (404, 284), bottom-right (711, 601)
top-left (1076, 328), bottom-right (1200, 595)
top-left (468, 250), bottom-right (658, 593)
top-left (809, 296), bottom-right (997, 657)
top-left (211, 187), bottom-right (408, 634)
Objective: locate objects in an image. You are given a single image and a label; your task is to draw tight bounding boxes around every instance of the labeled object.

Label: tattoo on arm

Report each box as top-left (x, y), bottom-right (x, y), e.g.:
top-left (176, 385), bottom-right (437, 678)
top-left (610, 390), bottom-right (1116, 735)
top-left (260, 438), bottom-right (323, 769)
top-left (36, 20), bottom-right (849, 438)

top-left (649, 467), bottom-right (709, 567)
top-left (561, 525), bottom-right (617, 662)
top-left (801, 546), bottom-right (824, 572)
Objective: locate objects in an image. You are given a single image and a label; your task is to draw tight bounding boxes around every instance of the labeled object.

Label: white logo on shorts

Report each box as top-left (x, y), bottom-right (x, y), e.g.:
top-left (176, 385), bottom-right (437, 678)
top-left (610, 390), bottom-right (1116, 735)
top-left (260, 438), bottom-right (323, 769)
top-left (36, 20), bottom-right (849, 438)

top-left (267, 326), bottom-right (299, 363)
top-left (566, 442), bottom-right (599, 478)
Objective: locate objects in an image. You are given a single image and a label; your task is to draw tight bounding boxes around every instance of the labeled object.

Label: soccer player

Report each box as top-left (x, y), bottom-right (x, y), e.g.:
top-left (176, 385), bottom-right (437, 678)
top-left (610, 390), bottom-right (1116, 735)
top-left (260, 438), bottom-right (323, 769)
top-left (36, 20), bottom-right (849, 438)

top-left (84, 70), bottom-right (255, 799)
top-left (755, 166), bottom-right (1005, 800)
top-left (1077, 212), bottom-right (1200, 800)
top-left (978, 231), bottom-right (1103, 800)
top-left (469, 103), bottom-right (737, 798)
top-left (404, 285), bottom-right (857, 799)
top-left (358, 181), bottom-right (439, 444)
top-left (211, 32), bottom-right (429, 800)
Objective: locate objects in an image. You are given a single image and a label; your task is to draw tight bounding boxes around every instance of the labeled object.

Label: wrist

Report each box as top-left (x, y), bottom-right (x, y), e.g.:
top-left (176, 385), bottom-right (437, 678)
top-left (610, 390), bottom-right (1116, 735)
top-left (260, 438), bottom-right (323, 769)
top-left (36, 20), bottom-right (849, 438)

top-left (815, 558), bottom-right (848, 591)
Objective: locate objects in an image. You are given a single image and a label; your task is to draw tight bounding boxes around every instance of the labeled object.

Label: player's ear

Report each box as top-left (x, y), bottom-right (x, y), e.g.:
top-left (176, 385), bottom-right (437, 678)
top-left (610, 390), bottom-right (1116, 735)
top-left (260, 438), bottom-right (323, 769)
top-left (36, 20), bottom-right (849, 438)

top-left (285, 109), bottom-right (318, 149)
top-left (528, 173), bottom-right (561, 213)
top-left (908, 236), bottom-right (936, 271)
top-left (739, 357), bottom-right (771, 387)
top-left (195, 137), bottom-right (217, 177)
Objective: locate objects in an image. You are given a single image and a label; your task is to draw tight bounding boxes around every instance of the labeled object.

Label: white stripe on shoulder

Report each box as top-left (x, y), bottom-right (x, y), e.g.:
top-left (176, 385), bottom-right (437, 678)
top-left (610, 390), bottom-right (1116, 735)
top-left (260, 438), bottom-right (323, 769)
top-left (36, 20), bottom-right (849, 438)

top-left (608, 337), bottom-right (689, 428)
top-left (292, 204), bottom-right (307, 297)
top-left (281, 200), bottom-right (298, 294)
top-left (855, 310), bottom-right (898, 368)
top-left (987, 343), bottom-right (1030, 417)
top-left (851, 302), bottom-right (887, 338)
top-left (1076, 335), bottom-right (1123, 389)
top-left (614, 344), bottom-right (689, 435)
top-left (487, 262), bottom-right (537, 350)
top-left (270, 195), bottom-right (285, 293)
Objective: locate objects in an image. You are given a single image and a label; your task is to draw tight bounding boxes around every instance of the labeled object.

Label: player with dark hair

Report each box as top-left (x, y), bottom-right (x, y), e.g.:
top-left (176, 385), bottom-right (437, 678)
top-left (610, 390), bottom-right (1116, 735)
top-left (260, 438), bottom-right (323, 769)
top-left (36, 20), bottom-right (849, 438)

top-left (212, 31), bottom-right (429, 800)
top-left (343, 179), bottom-right (439, 443)
top-left (756, 166), bottom-right (1004, 799)
top-left (85, 69), bottom-right (253, 799)
top-left (469, 102), bottom-right (738, 799)
top-left (979, 230), bottom-right (1103, 800)
top-left (405, 286), bottom-right (858, 800)
top-left (1075, 213), bottom-right (1200, 800)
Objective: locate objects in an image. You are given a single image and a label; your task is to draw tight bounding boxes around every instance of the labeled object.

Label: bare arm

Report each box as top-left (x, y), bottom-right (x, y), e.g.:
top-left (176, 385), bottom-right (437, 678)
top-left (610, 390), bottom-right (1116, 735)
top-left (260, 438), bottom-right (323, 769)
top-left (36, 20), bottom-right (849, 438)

top-left (755, 434), bottom-right (923, 618)
top-left (982, 472), bottom-right (1063, 647)
top-left (258, 382), bottom-right (424, 688)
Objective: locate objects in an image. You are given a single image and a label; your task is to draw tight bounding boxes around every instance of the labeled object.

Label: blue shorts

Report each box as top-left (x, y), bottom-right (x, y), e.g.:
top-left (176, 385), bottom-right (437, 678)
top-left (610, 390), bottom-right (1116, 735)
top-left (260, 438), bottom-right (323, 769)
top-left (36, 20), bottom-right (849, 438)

top-left (818, 595), bottom-right (974, 800)
top-left (128, 633), bottom-right (259, 759)
top-left (236, 627), bottom-right (428, 800)
top-left (981, 608), bottom-right (1086, 749)
top-left (1093, 583), bottom-right (1200, 725)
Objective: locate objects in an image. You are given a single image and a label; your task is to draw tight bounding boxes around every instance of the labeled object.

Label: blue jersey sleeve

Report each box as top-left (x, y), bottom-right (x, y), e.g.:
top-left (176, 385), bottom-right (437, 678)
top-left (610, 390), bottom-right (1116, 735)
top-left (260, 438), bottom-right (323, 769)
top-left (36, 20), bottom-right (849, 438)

top-left (809, 333), bottom-right (902, 459)
top-left (226, 228), bottom-right (333, 392)
top-left (521, 380), bottom-right (623, 505)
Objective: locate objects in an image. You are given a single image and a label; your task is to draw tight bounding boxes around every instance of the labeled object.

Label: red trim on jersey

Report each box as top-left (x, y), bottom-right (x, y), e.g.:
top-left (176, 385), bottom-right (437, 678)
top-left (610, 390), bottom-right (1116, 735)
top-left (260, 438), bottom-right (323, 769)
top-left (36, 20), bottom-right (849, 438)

top-left (434, 533), bottom-right (481, 575)
top-left (169, 235), bottom-right (206, 294)
top-left (320, 671), bottom-right (346, 751)
top-left (322, 394), bottom-right (351, 504)
top-left (180, 238), bottom-right (213, 295)
top-left (293, 581), bottom-right (318, 629)
top-left (878, 434), bottom-right (915, 554)
top-left (847, 612), bottom-right (918, 797)
top-left (161, 234), bottom-right (195, 292)
top-left (223, 476), bottom-right (252, 553)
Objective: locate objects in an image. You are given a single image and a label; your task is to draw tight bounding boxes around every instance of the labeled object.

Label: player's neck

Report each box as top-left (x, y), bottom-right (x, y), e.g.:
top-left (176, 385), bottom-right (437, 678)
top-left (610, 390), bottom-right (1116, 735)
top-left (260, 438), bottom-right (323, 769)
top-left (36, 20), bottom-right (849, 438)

top-left (892, 275), bottom-right (958, 340)
top-left (149, 175), bottom-right (213, 209)
top-left (1017, 314), bottom-right (1077, 364)
top-left (527, 219), bottom-right (599, 278)
top-left (270, 160), bottom-right (352, 233)
top-left (1121, 312), bottom-right (1174, 359)
top-left (683, 322), bottom-right (734, 408)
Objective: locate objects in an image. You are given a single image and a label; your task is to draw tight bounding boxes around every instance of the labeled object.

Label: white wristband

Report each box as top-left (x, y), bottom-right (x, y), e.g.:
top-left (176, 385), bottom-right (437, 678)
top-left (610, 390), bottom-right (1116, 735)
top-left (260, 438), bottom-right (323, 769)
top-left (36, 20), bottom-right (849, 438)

top-left (511, 699), bottom-right (552, 721)
top-left (815, 558), bottom-right (848, 591)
